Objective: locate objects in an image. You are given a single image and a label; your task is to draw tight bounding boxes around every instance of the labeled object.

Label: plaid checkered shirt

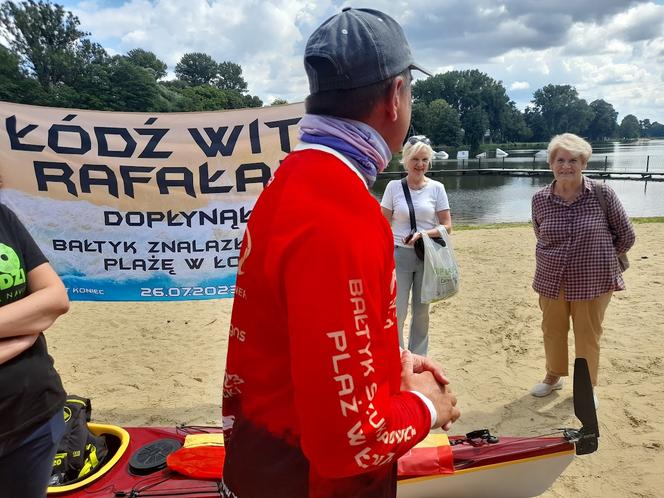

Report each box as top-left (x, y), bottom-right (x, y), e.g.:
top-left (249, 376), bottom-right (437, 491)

top-left (532, 176), bottom-right (636, 300)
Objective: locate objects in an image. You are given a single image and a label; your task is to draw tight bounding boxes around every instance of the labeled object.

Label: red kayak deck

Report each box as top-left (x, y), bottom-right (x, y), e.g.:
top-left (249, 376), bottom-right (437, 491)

top-left (49, 425), bottom-right (574, 497)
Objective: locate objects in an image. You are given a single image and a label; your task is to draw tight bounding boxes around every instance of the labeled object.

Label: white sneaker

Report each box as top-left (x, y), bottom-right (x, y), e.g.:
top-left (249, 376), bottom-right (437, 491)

top-left (530, 379), bottom-right (564, 397)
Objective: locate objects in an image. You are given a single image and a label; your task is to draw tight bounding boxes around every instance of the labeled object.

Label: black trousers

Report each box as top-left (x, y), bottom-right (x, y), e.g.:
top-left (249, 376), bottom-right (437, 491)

top-left (0, 410), bottom-right (65, 498)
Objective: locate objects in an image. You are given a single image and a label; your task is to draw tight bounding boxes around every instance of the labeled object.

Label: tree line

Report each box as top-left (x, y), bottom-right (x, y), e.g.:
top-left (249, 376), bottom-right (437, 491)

top-left (412, 71), bottom-right (664, 151)
top-left (2, 0), bottom-right (663, 152)
top-left (0, 0), bottom-right (263, 112)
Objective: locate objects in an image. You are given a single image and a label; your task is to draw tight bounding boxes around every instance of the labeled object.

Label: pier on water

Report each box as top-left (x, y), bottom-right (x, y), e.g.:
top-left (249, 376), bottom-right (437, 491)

top-left (379, 168), bottom-right (664, 182)
top-left (379, 155), bottom-right (664, 182)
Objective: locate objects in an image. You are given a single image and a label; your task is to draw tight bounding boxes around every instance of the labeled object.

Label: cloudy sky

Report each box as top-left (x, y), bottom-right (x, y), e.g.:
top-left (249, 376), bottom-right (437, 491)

top-left (57, 0), bottom-right (664, 123)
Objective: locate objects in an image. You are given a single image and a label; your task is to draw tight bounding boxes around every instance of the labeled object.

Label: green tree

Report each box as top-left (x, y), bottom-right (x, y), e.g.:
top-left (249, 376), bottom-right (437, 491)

top-left (412, 70), bottom-right (512, 143)
top-left (524, 106), bottom-right (547, 141)
top-left (74, 38), bottom-right (108, 66)
top-left (619, 114), bottom-right (640, 139)
top-left (647, 122), bottom-right (664, 137)
top-left (0, 43), bottom-right (45, 102)
top-left (0, 43), bottom-right (22, 95)
top-left (170, 84), bottom-right (262, 111)
top-left (47, 42), bottom-right (112, 109)
top-left (160, 79), bottom-right (188, 90)
top-left (125, 48), bottom-right (167, 80)
top-left (529, 84), bottom-right (593, 138)
top-left (50, 56), bottom-right (159, 111)
top-left (586, 99), bottom-right (618, 140)
top-left (150, 83), bottom-right (188, 111)
top-left (270, 98), bottom-right (288, 105)
top-left (242, 94), bottom-right (263, 108)
top-left (0, 0), bottom-right (88, 89)
top-left (174, 84), bottom-right (237, 111)
top-left (462, 106), bottom-right (489, 153)
top-left (501, 102), bottom-right (532, 142)
top-left (411, 99), bottom-right (462, 146)
top-left (639, 119), bottom-right (653, 137)
top-left (104, 58), bottom-right (159, 111)
top-left (161, 79), bottom-right (262, 111)
top-left (175, 52), bottom-right (218, 86)
top-left (216, 60), bottom-right (247, 92)
top-left (46, 82), bottom-right (80, 107)
top-left (62, 38), bottom-right (109, 90)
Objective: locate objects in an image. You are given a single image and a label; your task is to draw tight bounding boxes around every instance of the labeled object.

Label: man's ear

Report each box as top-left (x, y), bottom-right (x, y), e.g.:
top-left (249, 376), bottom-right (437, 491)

top-left (386, 75), bottom-right (406, 122)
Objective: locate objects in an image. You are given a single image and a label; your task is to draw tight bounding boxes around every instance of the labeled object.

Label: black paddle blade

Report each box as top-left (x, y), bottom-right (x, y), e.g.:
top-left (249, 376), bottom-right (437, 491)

top-left (573, 357), bottom-right (599, 455)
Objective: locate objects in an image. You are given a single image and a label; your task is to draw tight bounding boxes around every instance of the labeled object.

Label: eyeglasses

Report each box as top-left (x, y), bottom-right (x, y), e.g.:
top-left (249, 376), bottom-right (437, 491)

top-left (407, 135), bottom-right (431, 146)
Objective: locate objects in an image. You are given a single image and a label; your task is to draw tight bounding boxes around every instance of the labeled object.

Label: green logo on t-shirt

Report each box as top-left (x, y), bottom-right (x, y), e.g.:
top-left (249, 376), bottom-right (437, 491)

top-left (0, 243), bottom-right (26, 291)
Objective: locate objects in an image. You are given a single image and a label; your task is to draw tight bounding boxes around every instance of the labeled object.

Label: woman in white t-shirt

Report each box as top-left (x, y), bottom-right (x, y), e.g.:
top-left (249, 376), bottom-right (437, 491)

top-left (380, 136), bottom-right (452, 355)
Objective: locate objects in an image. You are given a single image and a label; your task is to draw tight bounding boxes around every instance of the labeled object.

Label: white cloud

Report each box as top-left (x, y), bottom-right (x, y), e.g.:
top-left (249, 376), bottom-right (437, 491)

top-left (477, 4), bottom-right (507, 17)
top-left (510, 81), bottom-right (530, 90)
top-left (53, 0), bottom-right (664, 122)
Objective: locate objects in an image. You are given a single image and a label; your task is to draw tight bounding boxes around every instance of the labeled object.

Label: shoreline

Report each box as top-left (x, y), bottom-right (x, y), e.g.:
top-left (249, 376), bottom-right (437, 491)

top-left (48, 222), bottom-right (664, 497)
top-left (452, 216), bottom-right (664, 230)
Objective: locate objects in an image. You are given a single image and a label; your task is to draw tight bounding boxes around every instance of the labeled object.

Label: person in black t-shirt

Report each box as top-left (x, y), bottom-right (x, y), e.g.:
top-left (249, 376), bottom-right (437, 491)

top-left (0, 203), bottom-right (70, 497)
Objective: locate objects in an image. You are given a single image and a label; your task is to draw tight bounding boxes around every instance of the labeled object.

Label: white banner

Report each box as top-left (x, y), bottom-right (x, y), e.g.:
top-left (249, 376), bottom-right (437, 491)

top-left (0, 101), bottom-right (305, 301)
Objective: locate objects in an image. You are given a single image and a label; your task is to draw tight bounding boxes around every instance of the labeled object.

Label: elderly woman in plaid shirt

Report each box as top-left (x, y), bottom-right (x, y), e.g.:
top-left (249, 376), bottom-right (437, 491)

top-left (530, 133), bottom-right (635, 407)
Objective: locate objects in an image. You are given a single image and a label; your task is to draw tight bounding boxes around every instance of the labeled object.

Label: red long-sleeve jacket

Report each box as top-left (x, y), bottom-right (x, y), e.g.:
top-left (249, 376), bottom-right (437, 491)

top-left (222, 146), bottom-right (431, 498)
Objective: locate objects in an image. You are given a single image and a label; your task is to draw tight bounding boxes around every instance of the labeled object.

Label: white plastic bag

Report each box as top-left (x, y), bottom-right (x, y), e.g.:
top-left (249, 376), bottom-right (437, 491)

top-left (420, 230), bottom-right (459, 303)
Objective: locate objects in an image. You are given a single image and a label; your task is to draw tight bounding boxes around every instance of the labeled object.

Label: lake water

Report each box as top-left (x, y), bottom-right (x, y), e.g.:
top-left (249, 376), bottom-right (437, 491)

top-left (371, 139), bottom-right (664, 224)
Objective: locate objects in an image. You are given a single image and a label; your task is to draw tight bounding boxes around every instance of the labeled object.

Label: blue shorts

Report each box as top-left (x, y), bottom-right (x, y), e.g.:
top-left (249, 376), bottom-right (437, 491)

top-left (0, 410), bottom-right (65, 498)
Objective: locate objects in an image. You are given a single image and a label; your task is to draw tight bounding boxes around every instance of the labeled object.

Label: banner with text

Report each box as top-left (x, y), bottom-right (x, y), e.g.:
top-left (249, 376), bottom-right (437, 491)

top-left (0, 101), bottom-right (304, 301)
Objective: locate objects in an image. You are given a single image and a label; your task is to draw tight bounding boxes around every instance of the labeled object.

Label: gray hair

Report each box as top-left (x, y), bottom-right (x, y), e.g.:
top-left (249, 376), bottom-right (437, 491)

top-left (547, 133), bottom-right (592, 164)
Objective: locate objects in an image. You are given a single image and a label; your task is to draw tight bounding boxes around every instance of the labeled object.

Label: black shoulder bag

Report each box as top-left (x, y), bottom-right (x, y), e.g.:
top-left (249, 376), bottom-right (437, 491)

top-left (593, 182), bottom-right (629, 271)
top-left (400, 178), bottom-right (445, 261)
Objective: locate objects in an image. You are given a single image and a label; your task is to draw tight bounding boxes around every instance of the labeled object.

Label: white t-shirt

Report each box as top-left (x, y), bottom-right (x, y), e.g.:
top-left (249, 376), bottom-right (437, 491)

top-left (380, 178), bottom-right (450, 247)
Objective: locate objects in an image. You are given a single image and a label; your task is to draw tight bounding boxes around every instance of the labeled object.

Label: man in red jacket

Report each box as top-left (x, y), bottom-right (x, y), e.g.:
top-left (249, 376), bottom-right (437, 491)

top-left (222, 8), bottom-right (460, 498)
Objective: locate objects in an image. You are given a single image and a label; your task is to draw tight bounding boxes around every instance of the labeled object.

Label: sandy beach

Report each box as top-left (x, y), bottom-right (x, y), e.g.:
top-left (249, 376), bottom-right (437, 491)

top-left (48, 222), bottom-right (664, 498)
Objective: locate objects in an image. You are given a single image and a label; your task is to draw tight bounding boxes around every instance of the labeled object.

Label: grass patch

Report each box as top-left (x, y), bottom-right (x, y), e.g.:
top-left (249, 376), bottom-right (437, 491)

top-left (632, 217), bottom-right (664, 224)
top-left (454, 217), bottom-right (663, 231)
top-left (454, 222), bottom-right (531, 231)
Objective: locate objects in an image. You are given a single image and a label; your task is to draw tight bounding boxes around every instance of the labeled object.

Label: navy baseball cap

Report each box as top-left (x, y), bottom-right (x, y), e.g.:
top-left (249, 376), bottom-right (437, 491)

top-left (304, 7), bottom-right (432, 94)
